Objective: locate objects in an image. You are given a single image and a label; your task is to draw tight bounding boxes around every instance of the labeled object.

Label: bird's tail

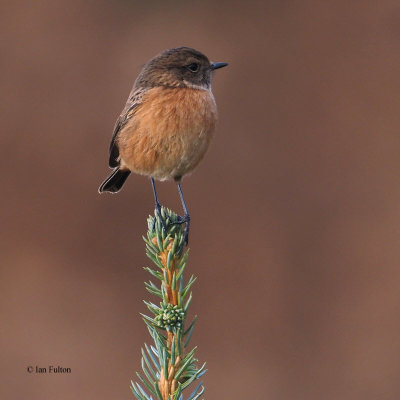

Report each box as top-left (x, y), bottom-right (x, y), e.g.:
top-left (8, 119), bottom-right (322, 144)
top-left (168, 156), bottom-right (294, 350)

top-left (98, 168), bottom-right (131, 193)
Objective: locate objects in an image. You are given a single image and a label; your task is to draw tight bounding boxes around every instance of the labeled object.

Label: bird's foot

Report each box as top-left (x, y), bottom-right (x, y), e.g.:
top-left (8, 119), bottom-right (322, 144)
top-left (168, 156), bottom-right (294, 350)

top-left (172, 214), bottom-right (190, 249)
top-left (173, 214), bottom-right (190, 225)
top-left (152, 202), bottom-right (168, 233)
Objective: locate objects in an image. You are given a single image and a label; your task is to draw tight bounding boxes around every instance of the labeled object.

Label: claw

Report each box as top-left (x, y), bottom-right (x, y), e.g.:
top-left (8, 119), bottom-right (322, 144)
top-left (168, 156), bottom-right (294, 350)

top-left (153, 202), bottom-right (168, 233)
top-left (173, 214), bottom-right (190, 250)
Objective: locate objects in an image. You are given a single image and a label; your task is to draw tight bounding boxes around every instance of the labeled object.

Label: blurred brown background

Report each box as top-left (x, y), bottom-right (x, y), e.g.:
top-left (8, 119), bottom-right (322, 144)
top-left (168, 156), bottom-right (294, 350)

top-left (1, 1), bottom-right (400, 399)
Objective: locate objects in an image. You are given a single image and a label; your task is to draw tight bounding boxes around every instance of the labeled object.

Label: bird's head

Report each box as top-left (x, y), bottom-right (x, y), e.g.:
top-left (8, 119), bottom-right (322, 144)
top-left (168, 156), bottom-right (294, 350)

top-left (136, 47), bottom-right (228, 90)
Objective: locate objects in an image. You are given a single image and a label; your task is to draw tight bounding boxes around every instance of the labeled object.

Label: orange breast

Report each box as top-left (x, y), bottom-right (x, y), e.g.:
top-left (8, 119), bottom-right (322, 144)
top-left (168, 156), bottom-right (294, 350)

top-left (117, 87), bottom-right (217, 180)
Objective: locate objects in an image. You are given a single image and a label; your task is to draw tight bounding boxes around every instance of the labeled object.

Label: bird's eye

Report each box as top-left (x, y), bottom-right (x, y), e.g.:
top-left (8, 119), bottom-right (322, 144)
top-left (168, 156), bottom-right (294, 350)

top-left (187, 63), bottom-right (199, 72)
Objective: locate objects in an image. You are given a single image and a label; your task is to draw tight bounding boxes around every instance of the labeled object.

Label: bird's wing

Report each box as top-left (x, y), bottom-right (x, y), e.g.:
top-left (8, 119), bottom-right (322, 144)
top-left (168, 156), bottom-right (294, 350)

top-left (108, 87), bottom-right (147, 168)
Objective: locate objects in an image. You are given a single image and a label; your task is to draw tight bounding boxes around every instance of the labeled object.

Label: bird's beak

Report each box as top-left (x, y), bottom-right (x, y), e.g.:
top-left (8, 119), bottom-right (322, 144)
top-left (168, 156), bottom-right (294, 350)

top-left (210, 62), bottom-right (228, 70)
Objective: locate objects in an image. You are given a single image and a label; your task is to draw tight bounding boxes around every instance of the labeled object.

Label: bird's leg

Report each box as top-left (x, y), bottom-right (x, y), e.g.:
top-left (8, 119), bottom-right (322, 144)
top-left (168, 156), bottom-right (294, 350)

top-left (151, 178), bottom-right (167, 232)
top-left (174, 182), bottom-right (190, 247)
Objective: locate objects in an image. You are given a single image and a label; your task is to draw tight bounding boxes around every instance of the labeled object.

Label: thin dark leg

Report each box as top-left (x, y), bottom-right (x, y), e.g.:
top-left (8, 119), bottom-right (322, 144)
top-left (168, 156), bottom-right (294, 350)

top-left (151, 178), bottom-right (167, 231)
top-left (176, 182), bottom-right (190, 246)
top-left (177, 183), bottom-right (189, 219)
top-left (151, 178), bottom-right (161, 208)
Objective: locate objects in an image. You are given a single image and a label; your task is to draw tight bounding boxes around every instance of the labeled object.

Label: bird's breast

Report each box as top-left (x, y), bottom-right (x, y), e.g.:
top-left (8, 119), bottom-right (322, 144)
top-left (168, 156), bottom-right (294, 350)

top-left (118, 86), bottom-right (218, 180)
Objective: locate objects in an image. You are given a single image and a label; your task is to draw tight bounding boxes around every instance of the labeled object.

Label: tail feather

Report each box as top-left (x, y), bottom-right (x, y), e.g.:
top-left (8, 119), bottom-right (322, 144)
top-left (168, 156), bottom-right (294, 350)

top-left (98, 169), bottom-right (131, 193)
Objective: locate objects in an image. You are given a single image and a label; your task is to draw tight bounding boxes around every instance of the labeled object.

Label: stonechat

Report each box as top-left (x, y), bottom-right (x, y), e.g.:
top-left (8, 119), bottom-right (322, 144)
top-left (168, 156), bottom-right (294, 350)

top-left (99, 47), bottom-right (228, 244)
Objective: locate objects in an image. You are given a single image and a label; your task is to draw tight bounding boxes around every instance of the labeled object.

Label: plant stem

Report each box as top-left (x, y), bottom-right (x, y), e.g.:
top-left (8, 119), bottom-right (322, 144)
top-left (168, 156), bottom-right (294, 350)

top-left (131, 207), bottom-right (205, 400)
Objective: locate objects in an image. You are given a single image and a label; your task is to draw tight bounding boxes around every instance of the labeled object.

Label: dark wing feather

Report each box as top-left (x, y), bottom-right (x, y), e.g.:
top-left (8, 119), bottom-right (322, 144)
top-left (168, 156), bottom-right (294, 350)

top-left (108, 87), bottom-right (147, 168)
top-left (108, 120), bottom-right (122, 167)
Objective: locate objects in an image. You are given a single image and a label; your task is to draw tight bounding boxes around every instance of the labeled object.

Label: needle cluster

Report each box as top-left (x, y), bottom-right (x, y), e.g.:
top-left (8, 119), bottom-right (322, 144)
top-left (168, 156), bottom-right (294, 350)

top-left (131, 208), bottom-right (205, 400)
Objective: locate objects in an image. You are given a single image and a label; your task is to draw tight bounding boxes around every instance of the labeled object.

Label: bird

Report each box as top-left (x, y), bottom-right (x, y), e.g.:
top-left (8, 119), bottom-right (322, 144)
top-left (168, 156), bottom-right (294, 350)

top-left (99, 47), bottom-right (228, 245)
